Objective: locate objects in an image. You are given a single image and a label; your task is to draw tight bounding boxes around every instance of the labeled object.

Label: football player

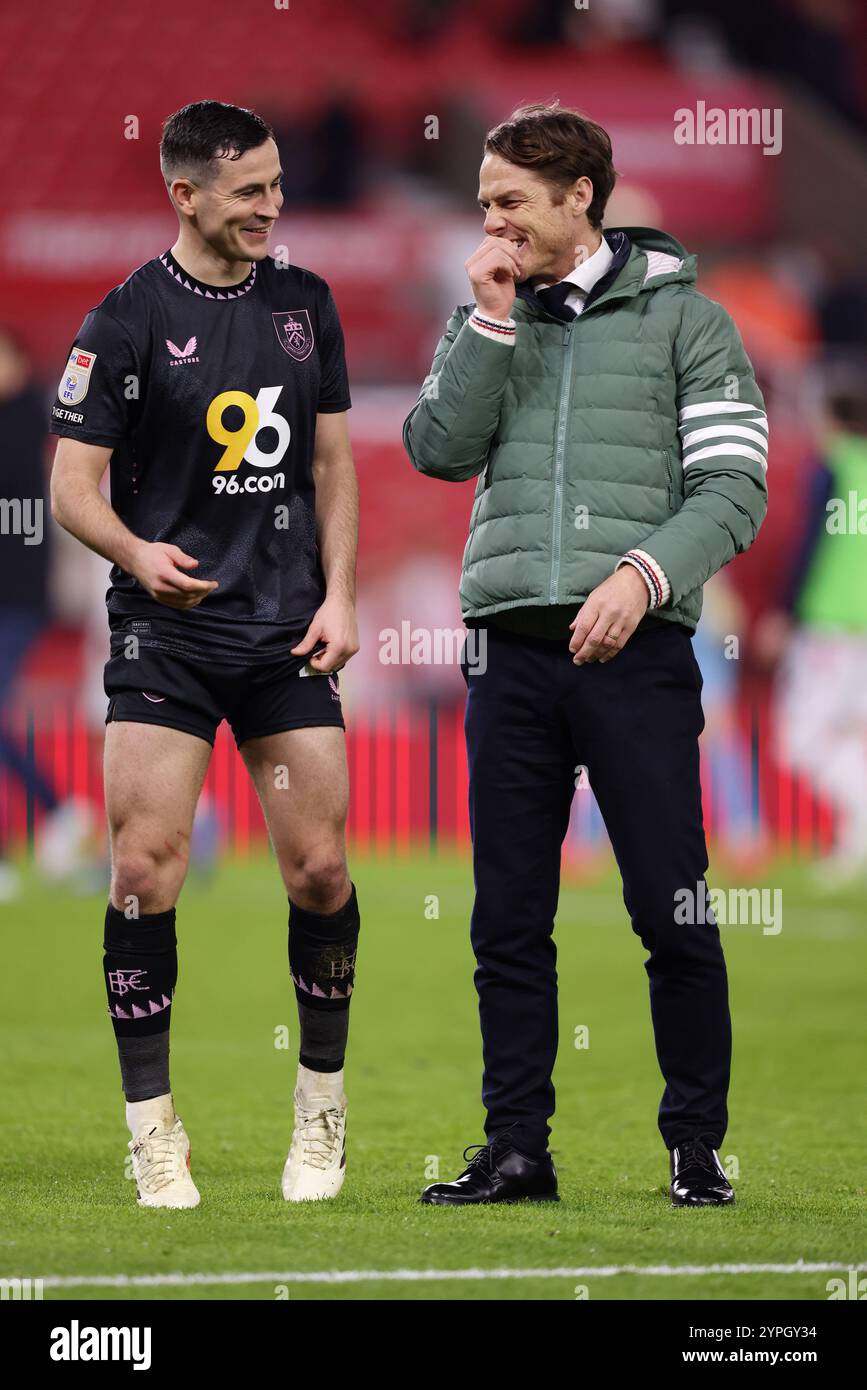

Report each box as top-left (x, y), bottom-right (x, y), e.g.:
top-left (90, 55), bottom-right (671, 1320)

top-left (50, 101), bottom-right (360, 1207)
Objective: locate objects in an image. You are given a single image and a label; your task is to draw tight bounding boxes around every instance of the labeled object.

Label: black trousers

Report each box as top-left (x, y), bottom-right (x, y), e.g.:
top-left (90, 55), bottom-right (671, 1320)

top-left (462, 621), bottom-right (731, 1158)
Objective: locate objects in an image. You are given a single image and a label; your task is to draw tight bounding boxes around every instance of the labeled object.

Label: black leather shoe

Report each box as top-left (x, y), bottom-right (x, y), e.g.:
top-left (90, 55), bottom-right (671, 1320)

top-left (670, 1137), bottom-right (735, 1206)
top-left (420, 1137), bottom-right (560, 1205)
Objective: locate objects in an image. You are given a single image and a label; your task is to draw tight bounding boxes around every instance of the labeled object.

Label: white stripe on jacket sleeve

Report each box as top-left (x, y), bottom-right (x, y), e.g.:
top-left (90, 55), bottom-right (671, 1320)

top-left (677, 401), bottom-right (768, 473)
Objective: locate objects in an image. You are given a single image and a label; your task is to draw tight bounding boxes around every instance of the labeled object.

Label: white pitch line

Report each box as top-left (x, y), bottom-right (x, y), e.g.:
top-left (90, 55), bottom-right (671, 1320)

top-left (33, 1261), bottom-right (866, 1289)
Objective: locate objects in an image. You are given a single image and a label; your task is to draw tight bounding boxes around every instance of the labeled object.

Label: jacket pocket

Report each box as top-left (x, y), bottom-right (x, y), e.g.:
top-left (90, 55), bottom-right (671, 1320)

top-left (483, 449), bottom-right (496, 490)
top-left (664, 448), bottom-right (682, 510)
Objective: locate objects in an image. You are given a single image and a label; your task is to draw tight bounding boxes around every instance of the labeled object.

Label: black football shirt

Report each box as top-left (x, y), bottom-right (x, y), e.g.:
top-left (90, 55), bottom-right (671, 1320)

top-left (49, 250), bottom-right (351, 663)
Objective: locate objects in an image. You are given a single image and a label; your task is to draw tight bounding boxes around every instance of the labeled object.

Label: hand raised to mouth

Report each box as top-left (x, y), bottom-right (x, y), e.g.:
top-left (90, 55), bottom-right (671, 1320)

top-left (465, 235), bottom-right (525, 322)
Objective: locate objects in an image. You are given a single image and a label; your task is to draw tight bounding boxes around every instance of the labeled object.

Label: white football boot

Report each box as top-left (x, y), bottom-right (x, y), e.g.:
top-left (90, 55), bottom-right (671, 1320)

top-left (126, 1094), bottom-right (200, 1209)
top-left (281, 1067), bottom-right (347, 1202)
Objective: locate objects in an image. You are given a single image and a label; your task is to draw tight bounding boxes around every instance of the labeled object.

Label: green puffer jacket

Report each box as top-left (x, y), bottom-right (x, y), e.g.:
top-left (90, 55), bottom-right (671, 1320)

top-left (403, 227), bottom-right (768, 632)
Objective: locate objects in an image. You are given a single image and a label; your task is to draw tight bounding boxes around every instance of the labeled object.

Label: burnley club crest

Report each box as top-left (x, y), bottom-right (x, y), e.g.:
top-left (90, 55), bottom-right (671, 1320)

top-left (272, 310), bottom-right (314, 362)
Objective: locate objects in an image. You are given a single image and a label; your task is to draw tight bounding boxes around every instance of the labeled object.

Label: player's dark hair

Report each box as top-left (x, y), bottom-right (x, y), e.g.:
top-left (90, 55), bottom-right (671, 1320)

top-left (484, 102), bottom-right (617, 230)
top-left (160, 100), bottom-right (275, 185)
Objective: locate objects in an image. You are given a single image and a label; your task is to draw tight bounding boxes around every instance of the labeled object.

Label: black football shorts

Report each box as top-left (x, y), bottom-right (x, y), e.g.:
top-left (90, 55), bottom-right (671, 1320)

top-left (104, 639), bottom-right (345, 747)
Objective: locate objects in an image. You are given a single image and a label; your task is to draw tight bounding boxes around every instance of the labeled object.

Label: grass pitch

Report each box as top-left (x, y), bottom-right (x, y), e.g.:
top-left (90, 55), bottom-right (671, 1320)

top-left (1, 850), bottom-right (864, 1301)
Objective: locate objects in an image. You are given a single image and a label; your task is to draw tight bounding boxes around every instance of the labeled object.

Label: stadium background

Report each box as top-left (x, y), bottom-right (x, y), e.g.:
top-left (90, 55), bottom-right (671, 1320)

top-left (1, 0), bottom-right (865, 1303)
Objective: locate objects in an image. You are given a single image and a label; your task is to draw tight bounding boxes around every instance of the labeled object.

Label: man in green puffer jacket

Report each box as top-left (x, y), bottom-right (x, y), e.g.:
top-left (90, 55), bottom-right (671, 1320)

top-left (405, 102), bottom-right (768, 1210)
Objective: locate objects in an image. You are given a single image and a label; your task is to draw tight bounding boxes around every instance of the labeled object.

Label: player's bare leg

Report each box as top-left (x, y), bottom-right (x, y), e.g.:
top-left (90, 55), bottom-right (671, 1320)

top-left (242, 726), bottom-right (355, 1201)
top-left (104, 721), bottom-right (211, 1208)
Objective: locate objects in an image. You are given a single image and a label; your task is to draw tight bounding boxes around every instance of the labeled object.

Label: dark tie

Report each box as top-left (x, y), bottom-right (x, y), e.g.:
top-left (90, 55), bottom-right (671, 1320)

top-left (535, 281), bottom-right (577, 321)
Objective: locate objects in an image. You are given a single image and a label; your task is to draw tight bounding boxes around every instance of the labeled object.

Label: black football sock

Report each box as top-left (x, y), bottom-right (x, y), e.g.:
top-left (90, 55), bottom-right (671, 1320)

top-left (288, 883), bottom-right (359, 1074)
top-left (103, 903), bottom-right (177, 1102)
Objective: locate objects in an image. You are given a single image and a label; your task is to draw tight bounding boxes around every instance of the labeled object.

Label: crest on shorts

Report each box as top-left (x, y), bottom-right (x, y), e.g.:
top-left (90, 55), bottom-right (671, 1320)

top-left (58, 347), bottom-right (96, 405)
top-left (272, 310), bottom-right (314, 361)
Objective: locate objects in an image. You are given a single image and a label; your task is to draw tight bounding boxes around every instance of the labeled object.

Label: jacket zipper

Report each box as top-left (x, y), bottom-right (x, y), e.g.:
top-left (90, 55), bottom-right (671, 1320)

top-left (549, 320), bottom-right (575, 603)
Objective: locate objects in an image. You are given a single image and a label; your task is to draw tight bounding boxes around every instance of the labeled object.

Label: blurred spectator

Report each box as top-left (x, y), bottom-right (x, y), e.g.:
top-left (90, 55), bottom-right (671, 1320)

top-left (508, 0), bottom-right (570, 45)
top-left (692, 574), bottom-right (771, 870)
top-left (699, 260), bottom-right (818, 371)
top-left (814, 241), bottom-right (867, 353)
top-left (0, 329), bottom-right (93, 898)
top-left (756, 373), bottom-right (867, 888)
top-left (404, 0), bottom-right (460, 43)
top-left (661, 0), bottom-right (866, 131)
top-left (269, 84), bottom-right (365, 208)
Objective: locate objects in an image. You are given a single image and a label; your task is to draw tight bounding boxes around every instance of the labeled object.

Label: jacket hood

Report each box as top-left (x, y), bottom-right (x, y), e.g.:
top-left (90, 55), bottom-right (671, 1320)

top-left (607, 226), bottom-right (698, 291)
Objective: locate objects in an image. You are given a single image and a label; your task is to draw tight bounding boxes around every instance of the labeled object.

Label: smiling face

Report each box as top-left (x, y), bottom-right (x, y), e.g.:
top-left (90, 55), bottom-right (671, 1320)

top-left (170, 137), bottom-right (284, 267)
top-left (477, 152), bottom-right (596, 285)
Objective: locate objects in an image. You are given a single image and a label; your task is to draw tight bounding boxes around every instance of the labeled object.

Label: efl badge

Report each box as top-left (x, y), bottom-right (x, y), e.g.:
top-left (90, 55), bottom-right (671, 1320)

top-left (58, 348), bottom-right (96, 406)
top-left (272, 310), bottom-right (314, 362)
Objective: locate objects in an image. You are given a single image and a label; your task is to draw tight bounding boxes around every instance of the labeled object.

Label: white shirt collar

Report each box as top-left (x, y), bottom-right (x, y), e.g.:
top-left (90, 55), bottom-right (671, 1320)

top-left (536, 235), bottom-right (614, 298)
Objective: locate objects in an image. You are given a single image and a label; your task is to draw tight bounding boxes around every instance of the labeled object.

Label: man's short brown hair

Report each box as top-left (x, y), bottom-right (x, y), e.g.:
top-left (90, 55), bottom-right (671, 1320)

top-left (484, 102), bottom-right (617, 229)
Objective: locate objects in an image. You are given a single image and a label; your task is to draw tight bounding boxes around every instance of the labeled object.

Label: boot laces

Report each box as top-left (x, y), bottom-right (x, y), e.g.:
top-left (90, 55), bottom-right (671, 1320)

top-left (678, 1137), bottom-right (716, 1172)
top-left (129, 1122), bottom-right (184, 1192)
top-left (462, 1130), bottom-right (516, 1174)
top-left (296, 1104), bottom-right (342, 1170)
